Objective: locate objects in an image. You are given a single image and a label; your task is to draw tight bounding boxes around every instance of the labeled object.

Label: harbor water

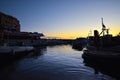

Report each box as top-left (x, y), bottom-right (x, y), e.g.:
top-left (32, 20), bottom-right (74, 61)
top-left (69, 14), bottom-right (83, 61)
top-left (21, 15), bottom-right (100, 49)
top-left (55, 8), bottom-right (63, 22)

top-left (0, 45), bottom-right (114, 80)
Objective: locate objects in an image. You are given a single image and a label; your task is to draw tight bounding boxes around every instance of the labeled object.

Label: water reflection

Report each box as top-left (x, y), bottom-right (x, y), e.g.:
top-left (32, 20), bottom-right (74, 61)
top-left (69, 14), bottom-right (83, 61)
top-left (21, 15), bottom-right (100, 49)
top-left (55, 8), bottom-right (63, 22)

top-left (28, 46), bottom-right (47, 58)
top-left (0, 46), bottom-right (47, 69)
top-left (83, 56), bottom-right (120, 80)
top-left (0, 45), bottom-right (113, 80)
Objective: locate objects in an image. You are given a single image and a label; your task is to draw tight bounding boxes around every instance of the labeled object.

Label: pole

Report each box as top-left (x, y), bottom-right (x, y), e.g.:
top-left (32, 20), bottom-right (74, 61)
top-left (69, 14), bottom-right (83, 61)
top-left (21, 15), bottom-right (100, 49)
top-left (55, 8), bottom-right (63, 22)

top-left (101, 18), bottom-right (105, 36)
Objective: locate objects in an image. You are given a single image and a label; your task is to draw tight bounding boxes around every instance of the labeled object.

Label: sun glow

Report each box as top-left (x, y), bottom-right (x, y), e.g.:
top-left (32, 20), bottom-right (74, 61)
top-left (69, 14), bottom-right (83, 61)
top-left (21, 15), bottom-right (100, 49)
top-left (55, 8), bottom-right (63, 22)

top-left (45, 30), bottom-right (88, 39)
top-left (110, 27), bottom-right (120, 36)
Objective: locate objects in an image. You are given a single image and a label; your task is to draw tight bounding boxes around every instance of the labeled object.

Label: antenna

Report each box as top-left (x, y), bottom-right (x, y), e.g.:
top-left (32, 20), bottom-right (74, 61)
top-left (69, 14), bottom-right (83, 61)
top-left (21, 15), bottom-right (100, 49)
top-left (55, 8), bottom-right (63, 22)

top-left (101, 18), bottom-right (103, 24)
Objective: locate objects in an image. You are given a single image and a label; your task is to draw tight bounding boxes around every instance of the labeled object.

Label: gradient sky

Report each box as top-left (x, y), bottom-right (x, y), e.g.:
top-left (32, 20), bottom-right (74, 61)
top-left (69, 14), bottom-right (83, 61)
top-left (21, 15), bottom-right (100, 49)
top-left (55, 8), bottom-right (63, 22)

top-left (0, 0), bottom-right (120, 39)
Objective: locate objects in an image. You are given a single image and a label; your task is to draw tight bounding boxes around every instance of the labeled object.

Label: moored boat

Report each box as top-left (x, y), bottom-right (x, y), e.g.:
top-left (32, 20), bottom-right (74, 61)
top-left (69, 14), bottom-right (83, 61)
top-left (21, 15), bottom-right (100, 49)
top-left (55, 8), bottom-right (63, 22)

top-left (82, 18), bottom-right (120, 64)
top-left (0, 46), bottom-right (34, 56)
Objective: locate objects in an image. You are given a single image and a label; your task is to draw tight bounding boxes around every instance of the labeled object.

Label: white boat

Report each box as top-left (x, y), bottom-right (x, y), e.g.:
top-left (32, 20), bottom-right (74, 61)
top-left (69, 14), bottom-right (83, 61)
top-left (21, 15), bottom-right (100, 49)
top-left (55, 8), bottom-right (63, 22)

top-left (0, 46), bottom-right (34, 56)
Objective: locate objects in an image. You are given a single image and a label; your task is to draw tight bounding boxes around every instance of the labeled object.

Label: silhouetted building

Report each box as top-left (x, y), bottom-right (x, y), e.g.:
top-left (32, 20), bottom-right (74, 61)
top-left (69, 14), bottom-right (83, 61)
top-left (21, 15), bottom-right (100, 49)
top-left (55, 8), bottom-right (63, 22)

top-left (10, 32), bottom-right (44, 39)
top-left (0, 12), bottom-right (20, 32)
top-left (0, 12), bottom-right (44, 40)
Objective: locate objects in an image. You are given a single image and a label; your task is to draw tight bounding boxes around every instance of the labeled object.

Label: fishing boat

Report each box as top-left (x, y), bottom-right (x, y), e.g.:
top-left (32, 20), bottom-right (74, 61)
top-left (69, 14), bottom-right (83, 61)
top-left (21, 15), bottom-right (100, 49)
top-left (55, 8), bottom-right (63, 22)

top-left (82, 18), bottom-right (120, 64)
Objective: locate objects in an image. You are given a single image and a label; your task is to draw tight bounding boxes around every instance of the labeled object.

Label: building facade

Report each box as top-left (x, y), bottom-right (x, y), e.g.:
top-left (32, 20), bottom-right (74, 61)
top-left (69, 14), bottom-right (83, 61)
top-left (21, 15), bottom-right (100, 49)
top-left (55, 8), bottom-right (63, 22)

top-left (0, 12), bottom-right (44, 40)
top-left (0, 12), bottom-right (20, 33)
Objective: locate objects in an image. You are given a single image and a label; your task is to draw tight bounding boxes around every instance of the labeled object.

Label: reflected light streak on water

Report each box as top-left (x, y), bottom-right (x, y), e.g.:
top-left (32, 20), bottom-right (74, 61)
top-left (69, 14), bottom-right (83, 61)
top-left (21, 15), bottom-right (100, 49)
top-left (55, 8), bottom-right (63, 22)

top-left (0, 45), bottom-right (113, 80)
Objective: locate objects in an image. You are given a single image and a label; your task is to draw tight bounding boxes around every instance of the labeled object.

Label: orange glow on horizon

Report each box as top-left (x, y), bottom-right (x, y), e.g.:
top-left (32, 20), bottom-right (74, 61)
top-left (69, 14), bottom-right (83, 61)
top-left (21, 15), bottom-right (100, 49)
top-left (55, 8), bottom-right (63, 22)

top-left (45, 30), bottom-right (88, 39)
top-left (110, 27), bottom-right (120, 36)
top-left (45, 26), bottom-right (120, 39)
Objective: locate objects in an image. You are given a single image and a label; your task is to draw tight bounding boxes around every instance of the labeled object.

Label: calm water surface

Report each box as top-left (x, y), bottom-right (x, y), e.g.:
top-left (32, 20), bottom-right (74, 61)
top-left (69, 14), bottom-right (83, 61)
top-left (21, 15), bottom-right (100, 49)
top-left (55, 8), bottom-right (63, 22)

top-left (0, 45), bottom-right (113, 80)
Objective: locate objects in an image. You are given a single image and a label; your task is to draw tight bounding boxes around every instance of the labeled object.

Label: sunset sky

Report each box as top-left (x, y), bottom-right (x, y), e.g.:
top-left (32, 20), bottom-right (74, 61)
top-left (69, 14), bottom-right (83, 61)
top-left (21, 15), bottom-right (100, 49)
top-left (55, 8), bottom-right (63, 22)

top-left (0, 0), bottom-right (120, 39)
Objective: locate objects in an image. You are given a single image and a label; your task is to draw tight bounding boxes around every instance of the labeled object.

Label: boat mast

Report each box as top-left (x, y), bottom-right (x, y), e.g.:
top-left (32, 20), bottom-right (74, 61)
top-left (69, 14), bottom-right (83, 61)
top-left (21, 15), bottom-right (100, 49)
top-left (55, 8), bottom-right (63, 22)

top-left (102, 18), bottom-right (105, 36)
